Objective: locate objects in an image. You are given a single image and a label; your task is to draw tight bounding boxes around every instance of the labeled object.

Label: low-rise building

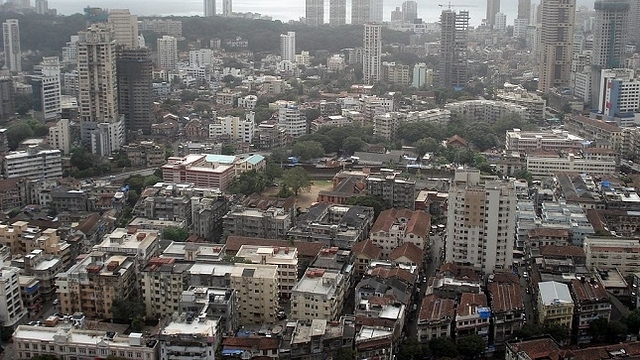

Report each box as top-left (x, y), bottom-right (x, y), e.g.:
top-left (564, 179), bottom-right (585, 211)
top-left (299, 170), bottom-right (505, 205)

top-left (223, 195), bottom-right (297, 240)
top-left (222, 336), bottom-right (279, 359)
top-left (4, 148), bottom-right (62, 181)
top-left (366, 172), bottom-right (416, 210)
top-left (11, 249), bottom-right (63, 298)
top-left (141, 257), bottom-right (192, 319)
top-left (455, 292), bottom-right (489, 340)
top-left (288, 203), bottom-right (374, 249)
top-left (13, 323), bottom-right (158, 360)
top-left (505, 128), bottom-right (585, 153)
top-left (355, 325), bottom-right (395, 360)
top-left (179, 287), bottom-right (239, 336)
top-left (159, 316), bottom-right (220, 360)
top-left (352, 239), bottom-right (383, 278)
top-left (369, 208), bottom-right (430, 258)
top-left (488, 281), bottom-right (524, 345)
top-left (121, 141), bottom-right (166, 168)
top-left (537, 281), bottom-right (574, 328)
top-left (445, 100), bottom-right (529, 123)
top-left (417, 294), bottom-right (455, 342)
top-left (570, 278), bottom-right (611, 344)
top-left (280, 317), bottom-right (355, 359)
top-left (162, 154), bottom-right (236, 191)
top-left (526, 151), bottom-right (616, 177)
top-left (92, 227), bottom-right (160, 270)
top-left (584, 236), bottom-right (640, 276)
top-left (291, 268), bottom-right (346, 321)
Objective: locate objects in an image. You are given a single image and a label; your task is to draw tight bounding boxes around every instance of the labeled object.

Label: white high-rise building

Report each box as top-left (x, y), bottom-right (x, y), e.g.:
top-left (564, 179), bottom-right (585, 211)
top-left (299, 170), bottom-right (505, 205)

top-left (363, 23), bottom-right (382, 85)
top-left (35, 0), bottom-right (48, 14)
top-left (494, 12), bottom-right (507, 31)
top-left (209, 114), bottom-right (255, 143)
top-left (280, 31), bottom-right (296, 62)
top-left (32, 56), bottom-right (61, 121)
top-left (402, 1), bottom-right (418, 21)
top-left (157, 35), bottom-right (178, 70)
top-left (0, 263), bottom-right (28, 327)
top-left (108, 9), bottom-right (138, 49)
top-left (597, 68), bottom-right (640, 124)
top-left (278, 102), bottom-right (307, 138)
top-left (47, 118), bottom-right (71, 155)
top-left (223, 0), bottom-right (232, 16)
top-left (3, 19), bottom-right (21, 72)
top-left (4, 148), bottom-right (63, 180)
top-left (77, 24), bottom-right (124, 156)
top-left (189, 49), bottom-right (214, 68)
top-left (445, 168), bottom-right (516, 274)
top-left (330, 0), bottom-right (347, 26)
top-left (412, 62), bottom-right (432, 88)
top-left (204, 0), bottom-right (216, 17)
top-left (370, 0), bottom-right (384, 23)
top-left (305, 0), bottom-right (325, 26)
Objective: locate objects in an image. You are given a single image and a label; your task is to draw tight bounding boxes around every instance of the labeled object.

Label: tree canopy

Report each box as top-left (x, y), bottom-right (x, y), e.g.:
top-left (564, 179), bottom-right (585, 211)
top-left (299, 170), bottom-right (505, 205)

top-left (163, 227), bottom-right (189, 242)
top-left (344, 195), bottom-right (391, 218)
top-left (229, 170), bottom-right (270, 196)
top-left (280, 167), bottom-right (312, 196)
top-left (291, 140), bottom-right (325, 161)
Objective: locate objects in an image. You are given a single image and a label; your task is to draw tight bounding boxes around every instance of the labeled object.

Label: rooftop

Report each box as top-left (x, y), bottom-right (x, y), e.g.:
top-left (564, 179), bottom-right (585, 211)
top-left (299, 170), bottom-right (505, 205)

top-left (161, 318), bottom-right (218, 337)
top-left (488, 282), bottom-right (523, 313)
top-left (570, 278), bottom-right (609, 303)
top-left (538, 281), bottom-right (573, 306)
top-left (292, 268), bottom-right (344, 298)
top-left (419, 295), bottom-right (455, 322)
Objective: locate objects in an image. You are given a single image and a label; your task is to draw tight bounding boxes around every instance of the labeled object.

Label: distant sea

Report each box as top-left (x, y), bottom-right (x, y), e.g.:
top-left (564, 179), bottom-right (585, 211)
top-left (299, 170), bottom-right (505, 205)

top-left (50, 0), bottom-right (595, 26)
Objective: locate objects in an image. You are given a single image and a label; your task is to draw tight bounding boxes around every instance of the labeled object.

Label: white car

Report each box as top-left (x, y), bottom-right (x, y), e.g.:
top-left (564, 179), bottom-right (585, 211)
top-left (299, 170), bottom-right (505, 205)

top-left (523, 272), bottom-right (529, 278)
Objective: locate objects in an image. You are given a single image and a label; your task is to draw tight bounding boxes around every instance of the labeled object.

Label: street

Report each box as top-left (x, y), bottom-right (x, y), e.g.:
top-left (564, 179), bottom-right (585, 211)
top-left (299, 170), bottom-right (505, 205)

top-left (518, 265), bottom-right (537, 325)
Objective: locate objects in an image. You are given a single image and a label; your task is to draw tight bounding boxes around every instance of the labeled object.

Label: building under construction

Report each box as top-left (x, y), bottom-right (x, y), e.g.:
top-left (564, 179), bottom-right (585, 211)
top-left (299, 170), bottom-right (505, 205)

top-left (438, 9), bottom-right (469, 90)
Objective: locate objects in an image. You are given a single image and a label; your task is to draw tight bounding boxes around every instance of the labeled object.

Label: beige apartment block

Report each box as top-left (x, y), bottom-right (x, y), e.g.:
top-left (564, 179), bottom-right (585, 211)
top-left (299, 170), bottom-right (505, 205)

top-left (291, 268), bottom-right (346, 321)
top-left (236, 245), bottom-right (298, 297)
top-left (230, 264), bottom-right (279, 325)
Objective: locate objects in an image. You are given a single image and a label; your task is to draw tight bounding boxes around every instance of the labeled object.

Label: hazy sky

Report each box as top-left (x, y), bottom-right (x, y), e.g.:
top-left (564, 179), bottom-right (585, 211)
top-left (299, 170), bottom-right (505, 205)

top-left (50, 0), bottom-right (595, 26)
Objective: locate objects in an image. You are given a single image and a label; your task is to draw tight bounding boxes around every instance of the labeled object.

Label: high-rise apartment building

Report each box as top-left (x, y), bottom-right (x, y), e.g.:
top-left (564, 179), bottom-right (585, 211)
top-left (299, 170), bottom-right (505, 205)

top-left (495, 12), bottom-right (507, 31)
top-left (278, 101), bottom-right (307, 138)
top-left (223, 0), bottom-right (232, 16)
top-left (352, 0), bottom-right (371, 25)
top-left (3, 19), bottom-right (21, 72)
top-left (330, 0), bottom-right (347, 26)
top-left (538, 0), bottom-right (576, 93)
top-left (0, 76), bottom-right (14, 121)
top-left (518, 0), bottom-right (531, 24)
top-left (47, 118), bottom-right (70, 155)
top-left (280, 31), bottom-right (296, 62)
top-left (402, 1), bottom-right (418, 21)
top-left (306, 0), bottom-right (324, 26)
top-left (412, 62), bottom-right (432, 88)
top-left (439, 9), bottom-right (469, 89)
top-left (486, 0), bottom-right (500, 28)
top-left (0, 263), bottom-right (27, 327)
top-left (370, 0), bottom-right (383, 23)
top-left (204, 0), bottom-right (216, 17)
top-left (4, 148), bottom-right (62, 180)
top-left (108, 9), bottom-right (138, 49)
top-left (445, 168), bottom-right (516, 274)
top-left (597, 68), bottom-right (640, 122)
top-left (117, 48), bottom-right (153, 136)
top-left (77, 24), bottom-right (124, 156)
top-left (363, 23), bottom-right (382, 85)
top-left (157, 35), bottom-right (178, 70)
top-left (35, 0), bottom-right (48, 15)
top-left (31, 56), bottom-right (61, 121)
top-left (590, 0), bottom-right (629, 104)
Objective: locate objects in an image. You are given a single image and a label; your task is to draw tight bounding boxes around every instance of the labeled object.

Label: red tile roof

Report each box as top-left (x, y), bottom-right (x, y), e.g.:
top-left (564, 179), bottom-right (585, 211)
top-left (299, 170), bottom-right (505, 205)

top-left (488, 282), bottom-right (523, 313)
top-left (539, 245), bottom-right (586, 258)
top-left (371, 208), bottom-right (430, 238)
top-left (419, 294), bottom-right (455, 322)
top-left (352, 239), bottom-right (382, 260)
top-left (406, 211), bottom-right (431, 237)
top-left (222, 336), bottom-right (279, 350)
top-left (389, 242), bottom-right (423, 265)
top-left (457, 292), bottom-right (487, 317)
top-left (367, 266), bottom-right (415, 284)
top-left (570, 278), bottom-right (609, 303)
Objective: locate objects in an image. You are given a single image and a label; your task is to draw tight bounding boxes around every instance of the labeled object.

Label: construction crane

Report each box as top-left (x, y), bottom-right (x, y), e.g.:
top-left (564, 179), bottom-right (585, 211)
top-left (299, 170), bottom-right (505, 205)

top-left (438, 2), bottom-right (475, 9)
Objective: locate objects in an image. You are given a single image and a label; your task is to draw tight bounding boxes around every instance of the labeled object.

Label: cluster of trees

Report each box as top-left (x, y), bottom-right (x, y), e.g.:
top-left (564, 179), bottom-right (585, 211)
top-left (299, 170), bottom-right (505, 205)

top-left (344, 195), bottom-right (390, 218)
top-left (111, 298), bottom-right (145, 332)
top-left (397, 114), bottom-right (537, 153)
top-left (395, 335), bottom-right (487, 360)
top-left (0, 13), bottom-right (86, 56)
top-left (163, 227), bottom-right (190, 242)
top-left (68, 147), bottom-right (112, 178)
top-left (180, 17), bottom-right (409, 54)
top-left (6, 118), bottom-right (49, 150)
top-left (293, 125), bottom-right (385, 159)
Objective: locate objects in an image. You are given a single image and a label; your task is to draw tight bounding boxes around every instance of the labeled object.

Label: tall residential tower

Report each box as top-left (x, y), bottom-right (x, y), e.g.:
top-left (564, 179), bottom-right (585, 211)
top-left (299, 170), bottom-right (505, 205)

top-left (486, 0), bottom-right (500, 28)
top-left (363, 23), bottom-right (382, 84)
top-left (117, 48), bottom-right (153, 137)
top-left (108, 9), bottom-right (138, 49)
top-left (3, 19), bottom-right (21, 72)
top-left (330, 0), bottom-right (347, 26)
top-left (280, 31), bottom-right (296, 62)
top-left (305, 0), bottom-right (324, 26)
top-left (204, 0), bottom-right (216, 16)
top-left (537, 0), bottom-right (576, 92)
top-left (439, 9), bottom-right (469, 89)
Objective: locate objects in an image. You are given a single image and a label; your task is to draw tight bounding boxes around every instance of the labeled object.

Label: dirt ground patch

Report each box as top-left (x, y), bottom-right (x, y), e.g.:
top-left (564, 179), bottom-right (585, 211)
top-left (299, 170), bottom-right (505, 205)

top-left (262, 180), bottom-right (333, 210)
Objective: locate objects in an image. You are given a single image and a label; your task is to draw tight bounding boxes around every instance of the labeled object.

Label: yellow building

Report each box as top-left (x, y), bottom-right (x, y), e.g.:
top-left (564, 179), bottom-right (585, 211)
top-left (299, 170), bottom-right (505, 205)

top-left (230, 264), bottom-right (278, 325)
top-left (141, 257), bottom-right (192, 318)
top-left (56, 251), bottom-right (137, 319)
top-left (235, 245), bottom-right (298, 297)
top-left (0, 222), bottom-right (71, 268)
top-left (537, 281), bottom-right (574, 328)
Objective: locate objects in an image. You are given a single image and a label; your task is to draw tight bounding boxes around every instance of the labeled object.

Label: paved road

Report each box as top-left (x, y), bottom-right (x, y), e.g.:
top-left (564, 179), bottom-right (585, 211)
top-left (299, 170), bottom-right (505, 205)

top-left (518, 265), bottom-right (537, 324)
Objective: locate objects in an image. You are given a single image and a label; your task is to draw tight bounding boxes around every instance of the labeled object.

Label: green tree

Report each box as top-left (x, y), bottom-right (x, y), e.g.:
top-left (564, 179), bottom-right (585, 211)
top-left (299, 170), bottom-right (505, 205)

top-left (280, 167), bottom-right (312, 196)
top-left (269, 147), bottom-right (289, 164)
top-left (125, 175), bottom-right (146, 194)
top-left (221, 143), bottom-right (235, 155)
top-left (31, 356), bottom-right (60, 360)
top-left (111, 298), bottom-right (145, 323)
top-left (6, 121), bottom-right (33, 150)
top-left (143, 175), bottom-right (162, 188)
top-left (590, 319), bottom-right (627, 344)
top-left (514, 323), bottom-right (544, 339)
top-left (344, 195), bottom-right (391, 218)
top-left (335, 348), bottom-right (357, 360)
top-left (163, 227), bottom-right (189, 241)
top-left (428, 337), bottom-right (458, 359)
top-left (15, 93), bottom-right (33, 115)
top-left (397, 337), bottom-right (425, 360)
top-left (414, 137), bottom-right (440, 156)
top-left (229, 170), bottom-right (270, 195)
top-left (457, 335), bottom-right (486, 359)
top-left (542, 322), bottom-right (570, 344)
top-left (292, 140), bottom-right (325, 161)
top-left (70, 147), bottom-right (94, 171)
top-left (513, 169), bottom-right (534, 186)
top-left (342, 136), bottom-right (366, 155)
top-left (626, 309), bottom-right (640, 334)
